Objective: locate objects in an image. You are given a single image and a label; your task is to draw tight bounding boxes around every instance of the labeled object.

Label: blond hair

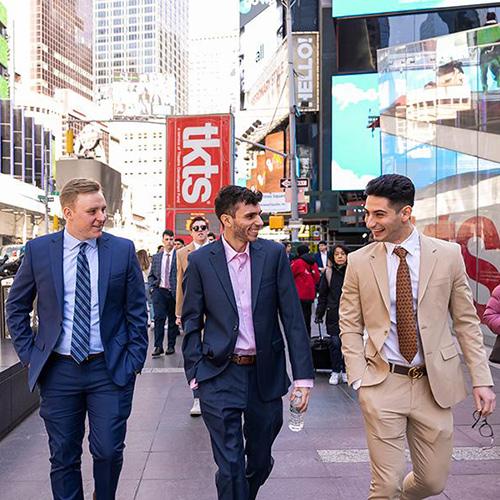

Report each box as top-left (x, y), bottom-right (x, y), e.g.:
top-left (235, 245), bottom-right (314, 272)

top-left (60, 178), bottom-right (102, 208)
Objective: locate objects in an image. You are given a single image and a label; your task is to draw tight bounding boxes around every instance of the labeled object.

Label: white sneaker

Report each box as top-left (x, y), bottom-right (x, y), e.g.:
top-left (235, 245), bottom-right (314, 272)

top-left (341, 372), bottom-right (348, 384)
top-left (190, 398), bottom-right (201, 416)
top-left (329, 372), bottom-right (340, 385)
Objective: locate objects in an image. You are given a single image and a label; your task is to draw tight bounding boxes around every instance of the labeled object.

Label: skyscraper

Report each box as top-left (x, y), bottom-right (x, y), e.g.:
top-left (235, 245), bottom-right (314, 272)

top-left (93, 0), bottom-right (189, 116)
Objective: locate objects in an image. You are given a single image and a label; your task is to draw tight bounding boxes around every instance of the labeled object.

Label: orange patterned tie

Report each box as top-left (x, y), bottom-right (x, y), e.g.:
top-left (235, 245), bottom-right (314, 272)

top-left (393, 247), bottom-right (418, 363)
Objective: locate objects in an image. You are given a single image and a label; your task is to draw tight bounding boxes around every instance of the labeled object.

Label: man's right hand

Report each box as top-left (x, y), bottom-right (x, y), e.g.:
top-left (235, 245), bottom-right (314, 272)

top-left (175, 316), bottom-right (181, 326)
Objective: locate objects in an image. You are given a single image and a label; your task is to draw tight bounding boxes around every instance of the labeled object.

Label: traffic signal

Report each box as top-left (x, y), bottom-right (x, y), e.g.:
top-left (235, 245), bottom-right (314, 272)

top-left (269, 215), bottom-right (284, 230)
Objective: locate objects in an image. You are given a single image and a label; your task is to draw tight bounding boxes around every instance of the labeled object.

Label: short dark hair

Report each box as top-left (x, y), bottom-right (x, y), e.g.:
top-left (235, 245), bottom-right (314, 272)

top-left (162, 229), bottom-right (174, 238)
top-left (174, 237), bottom-right (185, 245)
top-left (207, 231), bottom-right (216, 239)
top-left (215, 185), bottom-right (263, 222)
top-left (486, 11), bottom-right (497, 21)
top-left (318, 240), bottom-right (327, 246)
top-left (189, 215), bottom-right (209, 231)
top-left (365, 174), bottom-right (415, 209)
top-left (297, 244), bottom-right (310, 256)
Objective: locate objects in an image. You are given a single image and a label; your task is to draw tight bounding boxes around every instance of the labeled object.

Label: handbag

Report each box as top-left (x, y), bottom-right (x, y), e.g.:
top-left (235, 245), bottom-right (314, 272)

top-left (489, 335), bottom-right (500, 364)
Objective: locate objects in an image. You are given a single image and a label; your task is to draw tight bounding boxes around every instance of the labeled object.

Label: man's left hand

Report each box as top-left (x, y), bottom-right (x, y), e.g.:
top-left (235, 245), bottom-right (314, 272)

top-left (472, 386), bottom-right (496, 417)
top-left (290, 387), bottom-right (311, 413)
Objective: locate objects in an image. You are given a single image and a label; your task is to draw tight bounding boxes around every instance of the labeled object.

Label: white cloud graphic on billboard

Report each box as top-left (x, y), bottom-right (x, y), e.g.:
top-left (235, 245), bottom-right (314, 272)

top-left (332, 83), bottom-right (378, 111)
top-left (331, 160), bottom-right (376, 190)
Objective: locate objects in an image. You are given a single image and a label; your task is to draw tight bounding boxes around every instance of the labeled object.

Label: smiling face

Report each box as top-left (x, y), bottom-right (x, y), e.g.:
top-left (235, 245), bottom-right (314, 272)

top-left (63, 191), bottom-right (107, 241)
top-left (221, 202), bottom-right (263, 245)
top-left (364, 195), bottom-right (413, 244)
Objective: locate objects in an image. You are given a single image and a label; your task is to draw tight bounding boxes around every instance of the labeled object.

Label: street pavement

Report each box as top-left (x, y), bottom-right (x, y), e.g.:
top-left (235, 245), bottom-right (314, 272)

top-left (0, 326), bottom-right (499, 499)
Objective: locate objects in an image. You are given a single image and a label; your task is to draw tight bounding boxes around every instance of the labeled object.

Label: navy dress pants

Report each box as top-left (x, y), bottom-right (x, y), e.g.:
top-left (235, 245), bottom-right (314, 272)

top-left (152, 287), bottom-right (179, 349)
top-left (198, 362), bottom-right (283, 500)
top-left (38, 354), bottom-right (135, 500)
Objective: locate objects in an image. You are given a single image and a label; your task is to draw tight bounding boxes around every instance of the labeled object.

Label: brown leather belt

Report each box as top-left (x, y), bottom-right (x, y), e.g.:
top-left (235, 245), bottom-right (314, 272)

top-left (230, 354), bottom-right (256, 366)
top-left (389, 363), bottom-right (427, 379)
top-left (52, 352), bottom-right (104, 363)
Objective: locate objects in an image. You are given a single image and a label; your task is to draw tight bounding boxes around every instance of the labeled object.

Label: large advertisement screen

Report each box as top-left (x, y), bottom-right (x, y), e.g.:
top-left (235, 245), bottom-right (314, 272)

top-left (331, 74), bottom-right (381, 190)
top-left (333, 1), bottom-right (500, 18)
top-left (166, 114), bottom-right (233, 233)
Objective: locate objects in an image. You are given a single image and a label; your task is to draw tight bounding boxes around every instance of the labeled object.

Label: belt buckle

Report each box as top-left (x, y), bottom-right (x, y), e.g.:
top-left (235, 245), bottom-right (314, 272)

top-left (408, 366), bottom-right (424, 380)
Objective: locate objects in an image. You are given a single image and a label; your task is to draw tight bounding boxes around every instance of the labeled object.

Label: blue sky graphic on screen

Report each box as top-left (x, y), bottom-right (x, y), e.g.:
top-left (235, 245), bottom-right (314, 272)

top-left (333, 1), bottom-right (500, 18)
top-left (331, 74), bottom-right (381, 190)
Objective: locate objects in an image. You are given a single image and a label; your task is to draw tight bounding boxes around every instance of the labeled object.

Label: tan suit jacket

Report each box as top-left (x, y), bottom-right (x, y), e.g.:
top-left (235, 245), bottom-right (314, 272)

top-left (339, 233), bottom-right (493, 409)
top-left (176, 242), bottom-right (196, 318)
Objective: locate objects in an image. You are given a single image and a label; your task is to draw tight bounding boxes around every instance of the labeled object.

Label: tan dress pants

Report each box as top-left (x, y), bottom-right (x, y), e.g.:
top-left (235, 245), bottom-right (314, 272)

top-left (358, 371), bottom-right (453, 500)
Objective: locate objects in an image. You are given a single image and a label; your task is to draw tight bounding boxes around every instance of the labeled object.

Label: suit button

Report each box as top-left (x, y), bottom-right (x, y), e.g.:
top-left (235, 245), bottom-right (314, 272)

top-left (233, 325), bottom-right (238, 331)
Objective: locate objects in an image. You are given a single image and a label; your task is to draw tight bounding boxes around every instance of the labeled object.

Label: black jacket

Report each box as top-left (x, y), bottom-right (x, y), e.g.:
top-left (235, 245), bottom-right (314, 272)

top-left (315, 264), bottom-right (346, 336)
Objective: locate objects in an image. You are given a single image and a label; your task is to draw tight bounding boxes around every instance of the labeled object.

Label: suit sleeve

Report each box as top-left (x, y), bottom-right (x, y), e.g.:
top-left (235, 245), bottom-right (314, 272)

top-left (339, 257), bottom-right (366, 384)
top-left (5, 242), bottom-right (37, 366)
top-left (448, 245), bottom-right (493, 387)
top-left (181, 256), bottom-right (205, 383)
top-left (316, 274), bottom-right (328, 320)
top-left (175, 251), bottom-right (184, 318)
top-left (147, 255), bottom-right (158, 289)
top-left (277, 246), bottom-right (314, 380)
top-left (125, 241), bottom-right (148, 372)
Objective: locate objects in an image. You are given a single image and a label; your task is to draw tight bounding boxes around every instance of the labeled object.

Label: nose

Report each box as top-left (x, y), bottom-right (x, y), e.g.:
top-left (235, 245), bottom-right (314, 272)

top-left (364, 213), bottom-right (376, 229)
top-left (256, 215), bottom-right (264, 227)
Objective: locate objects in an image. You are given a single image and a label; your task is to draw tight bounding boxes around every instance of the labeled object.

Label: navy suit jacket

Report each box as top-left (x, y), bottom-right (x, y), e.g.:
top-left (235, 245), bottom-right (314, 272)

top-left (314, 251), bottom-right (327, 269)
top-left (147, 250), bottom-right (177, 292)
top-left (182, 238), bottom-right (314, 402)
top-left (6, 231), bottom-right (148, 392)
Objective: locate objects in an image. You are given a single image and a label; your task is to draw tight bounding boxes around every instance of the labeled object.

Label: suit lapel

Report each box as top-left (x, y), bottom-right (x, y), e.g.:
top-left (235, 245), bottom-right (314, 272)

top-left (97, 233), bottom-right (112, 316)
top-left (418, 234), bottom-right (438, 305)
top-left (250, 240), bottom-right (265, 313)
top-left (49, 231), bottom-right (64, 314)
top-left (209, 239), bottom-right (238, 314)
top-left (369, 243), bottom-right (391, 314)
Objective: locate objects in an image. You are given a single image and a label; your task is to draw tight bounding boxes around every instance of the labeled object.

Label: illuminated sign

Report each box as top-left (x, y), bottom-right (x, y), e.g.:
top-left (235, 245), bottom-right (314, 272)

top-left (333, 1), bottom-right (500, 18)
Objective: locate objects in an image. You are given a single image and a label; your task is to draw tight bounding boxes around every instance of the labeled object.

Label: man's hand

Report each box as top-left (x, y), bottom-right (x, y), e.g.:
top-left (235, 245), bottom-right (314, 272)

top-left (175, 316), bottom-right (182, 326)
top-left (290, 387), bottom-right (311, 413)
top-left (472, 386), bottom-right (496, 417)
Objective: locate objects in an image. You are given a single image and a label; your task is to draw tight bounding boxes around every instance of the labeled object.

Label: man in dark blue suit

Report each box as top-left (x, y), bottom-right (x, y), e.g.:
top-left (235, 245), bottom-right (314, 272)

top-left (314, 240), bottom-right (328, 273)
top-left (6, 178), bottom-right (148, 500)
top-left (182, 186), bottom-right (314, 500)
top-left (148, 229), bottom-right (179, 356)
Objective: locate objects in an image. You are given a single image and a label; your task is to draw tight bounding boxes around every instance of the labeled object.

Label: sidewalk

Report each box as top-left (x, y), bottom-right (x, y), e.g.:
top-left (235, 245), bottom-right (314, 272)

top-left (0, 331), bottom-right (498, 499)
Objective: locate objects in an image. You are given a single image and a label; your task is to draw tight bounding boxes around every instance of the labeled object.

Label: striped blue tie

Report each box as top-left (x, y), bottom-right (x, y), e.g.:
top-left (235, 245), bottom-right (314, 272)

top-left (71, 242), bottom-right (91, 363)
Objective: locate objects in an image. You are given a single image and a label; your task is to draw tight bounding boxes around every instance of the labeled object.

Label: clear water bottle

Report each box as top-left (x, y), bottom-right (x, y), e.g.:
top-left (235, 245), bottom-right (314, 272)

top-left (288, 390), bottom-right (304, 432)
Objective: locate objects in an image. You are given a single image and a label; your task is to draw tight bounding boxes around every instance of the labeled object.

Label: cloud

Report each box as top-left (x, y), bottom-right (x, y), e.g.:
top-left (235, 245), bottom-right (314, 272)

top-left (331, 160), bottom-right (377, 190)
top-left (332, 83), bottom-right (378, 111)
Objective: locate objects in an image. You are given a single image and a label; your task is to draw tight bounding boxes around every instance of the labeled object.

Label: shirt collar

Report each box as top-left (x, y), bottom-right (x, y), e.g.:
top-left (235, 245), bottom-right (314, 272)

top-left (64, 228), bottom-right (97, 251)
top-left (221, 234), bottom-right (249, 263)
top-left (193, 240), bottom-right (210, 250)
top-left (384, 227), bottom-right (419, 257)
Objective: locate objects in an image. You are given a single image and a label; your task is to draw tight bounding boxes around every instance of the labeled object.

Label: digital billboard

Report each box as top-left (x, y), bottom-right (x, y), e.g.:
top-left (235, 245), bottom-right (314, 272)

top-left (333, 1), bottom-right (500, 18)
top-left (331, 74), bottom-right (381, 190)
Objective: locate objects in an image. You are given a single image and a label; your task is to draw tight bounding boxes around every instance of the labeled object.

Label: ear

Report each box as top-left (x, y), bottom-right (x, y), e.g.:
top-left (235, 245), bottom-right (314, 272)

top-left (400, 205), bottom-right (412, 222)
top-left (62, 206), bottom-right (72, 220)
top-left (220, 214), bottom-right (232, 228)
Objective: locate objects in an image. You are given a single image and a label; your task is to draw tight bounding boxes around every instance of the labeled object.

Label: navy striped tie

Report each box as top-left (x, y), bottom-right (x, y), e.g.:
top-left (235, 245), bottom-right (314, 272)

top-left (71, 242), bottom-right (91, 363)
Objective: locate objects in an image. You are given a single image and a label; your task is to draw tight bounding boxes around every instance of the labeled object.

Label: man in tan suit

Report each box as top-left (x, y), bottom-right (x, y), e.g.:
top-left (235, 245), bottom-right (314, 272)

top-left (176, 215), bottom-right (211, 416)
top-left (340, 174), bottom-right (495, 500)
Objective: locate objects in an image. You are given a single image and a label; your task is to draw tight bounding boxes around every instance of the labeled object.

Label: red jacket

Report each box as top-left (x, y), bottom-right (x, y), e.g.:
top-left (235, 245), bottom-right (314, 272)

top-left (291, 255), bottom-right (320, 301)
top-left (483, 284), bottom-right (500, 335)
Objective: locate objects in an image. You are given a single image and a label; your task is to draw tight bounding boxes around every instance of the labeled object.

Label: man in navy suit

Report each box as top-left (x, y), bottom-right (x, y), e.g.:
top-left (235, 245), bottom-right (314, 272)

top-left (182, 186), bottom-right (314, 500)
top-left (6, 178), bottom-right (148, 500)
top-left (314, 240), bottom-right (328, 273)
top-left (148, 229), bottom-right (179, 356)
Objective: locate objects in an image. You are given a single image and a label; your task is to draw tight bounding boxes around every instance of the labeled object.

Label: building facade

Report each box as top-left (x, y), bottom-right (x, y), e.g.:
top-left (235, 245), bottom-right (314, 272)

top-left (93, 0), bottom-right (189, 115)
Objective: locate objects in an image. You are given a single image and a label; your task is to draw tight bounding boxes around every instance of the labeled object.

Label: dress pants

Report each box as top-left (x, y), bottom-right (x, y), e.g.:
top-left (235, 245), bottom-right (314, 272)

top-left (198, 362), bottom-right (283, 500)
top-left (38, 354), bottom-right (135, 500)
top-left (152, 287), bottom-right (179, 349)
top-left (358, 371), bottom-right (453, 500)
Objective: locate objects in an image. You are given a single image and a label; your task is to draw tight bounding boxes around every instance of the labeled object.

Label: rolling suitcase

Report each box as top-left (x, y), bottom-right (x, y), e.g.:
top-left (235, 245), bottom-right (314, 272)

top-left (310, 322), bottom-right (331, 370)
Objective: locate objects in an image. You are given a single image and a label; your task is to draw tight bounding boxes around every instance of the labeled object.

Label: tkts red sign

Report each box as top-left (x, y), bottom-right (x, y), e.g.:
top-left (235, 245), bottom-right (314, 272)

top-left (166, 115), bottom-right (233, 212)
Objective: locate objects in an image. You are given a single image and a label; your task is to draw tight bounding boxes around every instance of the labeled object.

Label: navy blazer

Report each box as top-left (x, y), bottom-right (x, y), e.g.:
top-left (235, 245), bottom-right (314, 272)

top-left (314, 251), bottom-right (327, 269)
top-left (148, 250), bottom-right (177, 292)
top-left (182, 238), bottom-right (314, 402)
top-left (6, 231), bottom-right (148, 392)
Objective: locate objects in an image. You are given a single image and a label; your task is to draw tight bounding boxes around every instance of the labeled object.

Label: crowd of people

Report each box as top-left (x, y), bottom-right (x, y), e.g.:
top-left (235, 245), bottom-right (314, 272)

top-left (3, 175), bottom-right (498, 500)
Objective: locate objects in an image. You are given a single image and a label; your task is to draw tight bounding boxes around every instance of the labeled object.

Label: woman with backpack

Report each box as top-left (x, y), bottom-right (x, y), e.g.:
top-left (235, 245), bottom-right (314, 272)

top-left (315, 244), bottom-right (350, 385)
top-left (291, 244), bottom-right (320, 337)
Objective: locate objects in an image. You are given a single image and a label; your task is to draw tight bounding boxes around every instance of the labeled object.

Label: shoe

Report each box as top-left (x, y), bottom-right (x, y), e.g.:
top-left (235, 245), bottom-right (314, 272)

top-left (151, 347), bottom-right (164, 357)
top-left (190, 398), bottom-right (201, 416)
top-left (165, 346), bottom-right (175, 355)
top-left (329, 372), bottom-right (340, 385)
top-left (341, 372), bottom-right (348, 384)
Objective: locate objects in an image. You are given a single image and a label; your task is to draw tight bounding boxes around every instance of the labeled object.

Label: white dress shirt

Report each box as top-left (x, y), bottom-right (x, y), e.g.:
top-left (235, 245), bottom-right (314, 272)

top-left (383, 227), bottom-right (424, 367)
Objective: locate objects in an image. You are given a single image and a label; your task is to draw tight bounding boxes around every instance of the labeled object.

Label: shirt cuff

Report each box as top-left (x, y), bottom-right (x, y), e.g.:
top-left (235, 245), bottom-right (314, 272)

top-left (352, 379), bottom-right (361, 390)
top-left (189, 378), bottom-right (198, 390)
top-left (294, 379), bottom-right (314, 388)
